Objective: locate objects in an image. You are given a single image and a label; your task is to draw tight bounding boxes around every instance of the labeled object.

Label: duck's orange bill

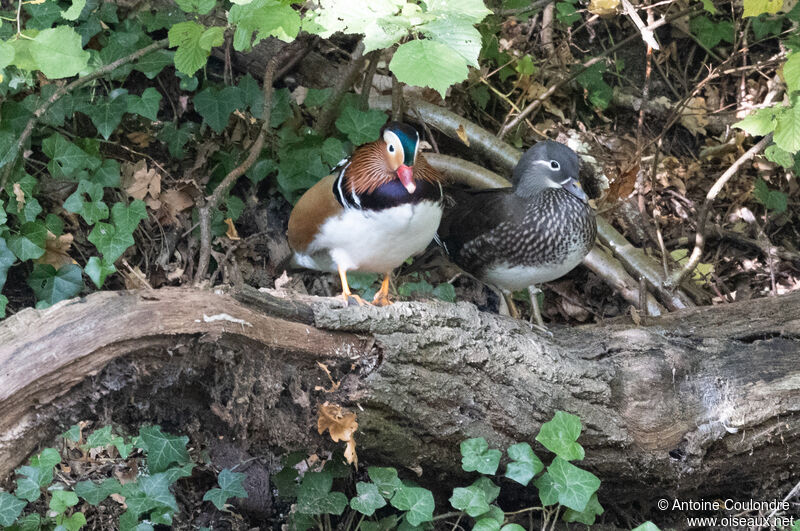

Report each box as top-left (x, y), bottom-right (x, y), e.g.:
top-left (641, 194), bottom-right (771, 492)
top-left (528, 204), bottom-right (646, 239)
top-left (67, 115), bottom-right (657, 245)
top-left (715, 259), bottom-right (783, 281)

top-left (397, 164), bottom-right (416, 194)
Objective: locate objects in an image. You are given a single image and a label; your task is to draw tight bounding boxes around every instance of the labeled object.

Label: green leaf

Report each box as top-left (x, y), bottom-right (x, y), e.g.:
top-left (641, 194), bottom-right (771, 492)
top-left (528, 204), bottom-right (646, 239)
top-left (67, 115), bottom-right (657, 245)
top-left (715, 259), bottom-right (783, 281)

top-left (74, 478), bottom-right (122, 505)
top-left (470, 477), bottom-right (500, 504)
top-left (60, 0), bottom-right (87, 21)
top-left (632, 522), bottom-right (662, 531)
top-left (176, 0), bottom-right (216, 14)
top-left (64, 180), bottom-right (109, 224)
top-left (390, 485), bottom-right (434, 526)
top-left (535, 410), bottom-right (585, 461)
top-left (533, 472), bottom-right (558, 506)
top-left (135, 426), bottom-right (191, 474)
top-left (753, 178), bottom-right (787, 213)
top-left (12, 513), bottom-right (41, 531)
top-left (85, 256), bottom-right (117, 288)
top-left (200, 26), bottom-right (225, 50)
top-left (335, 106), bottom-right (388, 145)
top-left (505, 442), bottom-right (544, 485)
top-left (203, 469), bottom-right (248, 510)
top-left (229, 0), bottom-right (301, 51)
top-left (501, 525), bottom-right (525, 531)
top-left (516, 54), bottom-right (535, 76)
top-left (0, 295), bottom-right (6, 318)
top-left (86, 93), bottom-right (128, 140)
top-left (563, 492), bottom-right (604, 525)
top-left (29, 26), bottom-right (90, 78)
top-left (368, 467), bottom-right (402, 499)
top-left (743, 0), bottom-right (783, 17)
top-left (112, 200), bottom-right (148, 234)
top-left (555, 1), bottom-right (580, 24)
top-left (158, 122), bottom-right (197, 158)
top-left (350, 481), bottom-right (387, 516)
top-left (8, 221), bottom-right (47, 261)
top-left (168, 21), bottom-right (211, 76)
top-left (751, 14), bottom-right (783, 39)
top-left (460, 438), bottom-right (501, 474)
top-left (576, 61), bottom-right (612, 110)
top-left (49, 489), bottom-right (79, 515)
top-left (321, 137), bottom-right (347, 167)
top-left (689, 16), bottom-right (734, 49)
top-left (15, 477), bottom-right (41, 502)
top-left (127, 87), bottom-right (163, 121)
top-left (58, 511), bottom-right (87, 531)
top-left (62, 424), bottom-right (82, 442)
top-left (0, 41), bottom-right (15, 71)
top-left (123, 472), bottom-right (178, 517)
top-left (88, 222), bottom-right (132, 263)
top-left (28, 264), bottom-right (84, 307)
top-left (296, 471), bottom-right (348, 515)
top-left (193, 86), bottom-right (243, 133)
top-left (134, 49), bottom-right (175, 79)
top-left (774, 102), bottom-right (800, 153)
top-left (449, 486), bottom-right (490, 517)
top-left (0, 237), bottom-right (16, 291)
top-left (305, 88), bottom-right (332, 107)
top-left (42, 134), bottom-right (101, 179)
top-left (784, 53), bottom-right (800, 94)
top-left (734, 107), bottom-right (779, 136)
top-left (700, 0), bottom-right (717, 14)
top-left (473, 518), bottom-right (501, 531)
top-left (419, 16), bottom-right (483, 68)
top-left (546, 457), bottom-right (601, 512)
top-left (390, 39), bottom-right (469, 98)
top-left (432, 283), bottom-right (456, 302)
top-left (0, 492), bottom-right (27, 526)
top-left (764, 144), bottom-right (795, 168)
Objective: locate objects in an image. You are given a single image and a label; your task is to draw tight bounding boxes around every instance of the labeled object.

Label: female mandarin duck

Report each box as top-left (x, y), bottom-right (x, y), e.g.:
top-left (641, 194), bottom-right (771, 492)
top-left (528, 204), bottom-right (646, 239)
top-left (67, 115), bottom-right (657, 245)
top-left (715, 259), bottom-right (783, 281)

top-left (288, 122), bottom-right (444, 306)
top-left (437, 140), bottom-right (596, 327)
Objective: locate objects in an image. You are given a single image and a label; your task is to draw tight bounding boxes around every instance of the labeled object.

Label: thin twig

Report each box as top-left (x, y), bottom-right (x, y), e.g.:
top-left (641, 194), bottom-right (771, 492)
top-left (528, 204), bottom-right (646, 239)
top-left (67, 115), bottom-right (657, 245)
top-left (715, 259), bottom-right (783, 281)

top-left (194, 45), bottom-right (290, 284)
top-left (316, 40), bottom-right (366, 136)
top-left (0, 38), bottom-right (170, 190)
top-left (359, 50), bottom-right (380, 110)
top-left (668, 134), bottom-right (773, 287)
top-left (391, 74), bottom-right (403, 122)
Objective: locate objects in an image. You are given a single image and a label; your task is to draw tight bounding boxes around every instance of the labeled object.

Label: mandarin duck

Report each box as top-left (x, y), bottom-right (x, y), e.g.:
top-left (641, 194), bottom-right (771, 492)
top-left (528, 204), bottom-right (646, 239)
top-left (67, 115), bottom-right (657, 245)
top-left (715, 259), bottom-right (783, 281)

top-left (288, 122), bottom-right (444, 306)
top-left (437, 140), bottom-right (596, 327)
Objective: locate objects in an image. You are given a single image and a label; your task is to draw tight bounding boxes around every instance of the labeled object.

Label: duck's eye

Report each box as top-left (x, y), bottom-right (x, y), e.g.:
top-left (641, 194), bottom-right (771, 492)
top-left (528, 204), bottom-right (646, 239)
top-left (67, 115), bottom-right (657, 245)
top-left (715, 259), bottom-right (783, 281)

top-left (550, 160), bottom-right (560, 170)
top-left (388, 144), bottom-right (395, 153)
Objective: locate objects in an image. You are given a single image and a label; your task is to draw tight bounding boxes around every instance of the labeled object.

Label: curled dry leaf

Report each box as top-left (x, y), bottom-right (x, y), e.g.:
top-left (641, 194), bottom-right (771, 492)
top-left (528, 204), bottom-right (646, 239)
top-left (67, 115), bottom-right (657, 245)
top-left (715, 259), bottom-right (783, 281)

top-left (679, 97), bottom-right (710, 136)
top-left (35, 232), bottom-right (77, 269)
top-left (456, 124), bottom-right (470, 146)
top-left (317, 401), bottom-right (358, 466)
top-left (12, 182), bottom-right (25, 207)
top-left (224, 218), bottom-right (240, 240)
top-left (589, 0), bottom-right (620, 15)
top-left (127, 131), bottom-right (153, 148)
top-left (122, 159), bottom-right (161, 206)
top-left (156, 188), bottom-right (194, 226)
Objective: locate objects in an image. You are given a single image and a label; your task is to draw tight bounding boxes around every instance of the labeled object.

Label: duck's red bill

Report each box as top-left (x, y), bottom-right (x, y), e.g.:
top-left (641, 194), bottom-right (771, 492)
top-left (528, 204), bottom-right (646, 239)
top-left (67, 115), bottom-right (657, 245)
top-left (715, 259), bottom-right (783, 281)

top-left (397, 165), bottom-right (416, 194)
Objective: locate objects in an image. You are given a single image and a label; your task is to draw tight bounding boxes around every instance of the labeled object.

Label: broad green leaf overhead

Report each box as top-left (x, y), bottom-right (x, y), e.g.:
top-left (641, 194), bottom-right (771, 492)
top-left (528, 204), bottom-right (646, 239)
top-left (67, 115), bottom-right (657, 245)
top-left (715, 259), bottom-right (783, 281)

top-left (742, 0), bottom-right (783, 17)
top-left (419, 16), bottom-right (482, 67)
top-left (229, 0), bottom-right (301, 51)
top-left (29, 27), bottom-right (90, 78)
top-left (390, 39), bottom-right (469, 97)
top-left (774, 101), bottom-right (800, 152)
top-left (168, 21), bottom-right (218, 76)
top-left (784, 53), bottom-right (800, 94)
top-left (734, 107), bottom-right (779, 136)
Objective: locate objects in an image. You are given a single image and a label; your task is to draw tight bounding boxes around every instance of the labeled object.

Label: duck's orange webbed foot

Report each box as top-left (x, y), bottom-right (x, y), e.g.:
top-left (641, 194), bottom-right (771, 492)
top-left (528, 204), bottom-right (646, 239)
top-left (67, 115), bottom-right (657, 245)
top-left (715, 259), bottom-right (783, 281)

top-left (371, 273), bottom-right (392, 307)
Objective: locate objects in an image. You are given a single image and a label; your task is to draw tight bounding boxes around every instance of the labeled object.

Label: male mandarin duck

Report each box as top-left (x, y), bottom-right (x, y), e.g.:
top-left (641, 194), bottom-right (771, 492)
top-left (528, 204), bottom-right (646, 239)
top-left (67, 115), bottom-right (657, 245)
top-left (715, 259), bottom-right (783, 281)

top-left (437, 140), bottom-right (596, 327)
top-left (288, 122), bottom-right (444, 306)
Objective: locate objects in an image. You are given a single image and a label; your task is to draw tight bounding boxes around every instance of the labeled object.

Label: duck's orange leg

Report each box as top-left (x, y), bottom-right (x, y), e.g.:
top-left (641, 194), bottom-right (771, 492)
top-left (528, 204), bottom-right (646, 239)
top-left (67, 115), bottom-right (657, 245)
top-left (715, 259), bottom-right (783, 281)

top-left (338, 265), bottom-right (366, 306)
top-left (371, 273), bottom-right (393, 306)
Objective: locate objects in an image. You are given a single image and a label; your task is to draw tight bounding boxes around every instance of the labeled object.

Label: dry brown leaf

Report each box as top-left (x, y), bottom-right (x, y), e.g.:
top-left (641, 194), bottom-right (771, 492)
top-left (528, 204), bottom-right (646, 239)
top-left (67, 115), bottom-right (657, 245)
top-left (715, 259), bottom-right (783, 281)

top-left (35, 232), bottom-right (76, 270)
top-left (317, 402), bottom-right (358, 443)
top-left (12, 183), bottom-right (25, 207)
top-left (679, 97), bottom-right (709, 136)
top-left (110, 493), bottom-right (127, 507)
top-left (344, 439), bottom-right (358, 468)
top-left (122, 159), bottom-right (161, 201)
top-left (456, 124), bottom-right (470, 146)
top-left (122, 265), bottom-right (151, 290)
top-left (224, 218), bottom-right (240, 240)
top-left (156, 189), bottom-right (194, 226)
top-left (127, 131), bottom-right (153, 148)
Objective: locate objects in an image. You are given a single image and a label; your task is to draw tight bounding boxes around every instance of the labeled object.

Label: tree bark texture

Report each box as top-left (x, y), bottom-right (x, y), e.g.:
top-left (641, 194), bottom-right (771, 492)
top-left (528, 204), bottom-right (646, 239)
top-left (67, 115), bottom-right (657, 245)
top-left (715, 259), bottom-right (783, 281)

top-left (0, 287), bottom-right (798, 522)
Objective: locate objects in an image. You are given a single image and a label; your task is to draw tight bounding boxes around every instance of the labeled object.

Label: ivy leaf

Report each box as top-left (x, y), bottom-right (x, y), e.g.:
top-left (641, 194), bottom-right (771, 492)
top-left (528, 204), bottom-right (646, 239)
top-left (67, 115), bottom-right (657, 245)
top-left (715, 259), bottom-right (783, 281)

top-left (29, 26), bottom-right (90, 78)
top-left (203, 469), bottom-right (248, 510)
top-left (304, 88), bottom-right (331, 107)
top-left (533, 471), bottom-right (559, 506)
top-left (60, 0), bottom-right (86, 21)
top-left (632, 522), bottom-right (662, 531)
top-left (743, 0), bottom-right (783, 17)
top-left (546, 457), bottom-right (601, 512)
top-left (238, 74), bottom-right (263, 115)
top-left (471, 477), bottom-right (500, 504)
top-left (42, 133), bottom-right (101, 179)
top-left (193, 86), bottom-right (243, 133)
top-left (0, 237), bottom-right (16, 291)
top-left (460, 437), bottom-right (501, 474)
top-left (127, 87), bottom-right (163, 121)
top-left (15, 477), bottom-right (41, 502)
top-left (86, 93), bottom-right (128, 140)
top-left (368, 467), bottom-right (402, 499)
top-left (49, 490), bottom-right (79, 515)
top-left (88, 222), bottom-right (134, 263)
top-left (296, 471), bottom-right (348, 515)
top-left (563, 492), bottom-right (604, 525)
top-left (91, 159), bottom-right (122, 188)
top-left (135, 426), bottom-right (191, 474)
top-left (753, 178), bottom-right (787, 213)
top-left (229, 0), bottom-right (301, 51)
top-left (8, 221), bottom-right (47, 261)
top-left (85, 256), bottom-right (117, 288)
top-left (505, 442), bottom-right (544, 486)
top-left (335, 106), bottom-right (388, 145)
top-left (689, 16), bottom-right (734, 49)
top-left (390, 484), bottom-right (435, 526)
top-left (0, 492), bottom-right (27, 526)
top-left (535, 410), bottom-right (585, 461)
top-left (473, 518), bottom-right (501, 531)
top-left (59, 511), bottom-right (87, 531)
top-left (63, 180), bottom-right (109, 224)
top-left (134, 49), bottom-right (175, 79)
top-left (449, 486), bottom-right (490, 517)
top-left (390, 39), bottom-right (469, 98)
top-left (28, 263), bottom-right (83, 307)
top-left (112, 200), bottom-right (148, 234)
top-left (350, 481), bottom-right (387, 516)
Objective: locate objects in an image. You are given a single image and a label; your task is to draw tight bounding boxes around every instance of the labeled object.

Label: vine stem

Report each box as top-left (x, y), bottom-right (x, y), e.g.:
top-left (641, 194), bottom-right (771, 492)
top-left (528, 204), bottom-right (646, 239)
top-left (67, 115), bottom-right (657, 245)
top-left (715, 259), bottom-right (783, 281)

top-left (194, 43), bottom-right (296, 284)
top-left (0, 38), bottom-right (170, 190)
